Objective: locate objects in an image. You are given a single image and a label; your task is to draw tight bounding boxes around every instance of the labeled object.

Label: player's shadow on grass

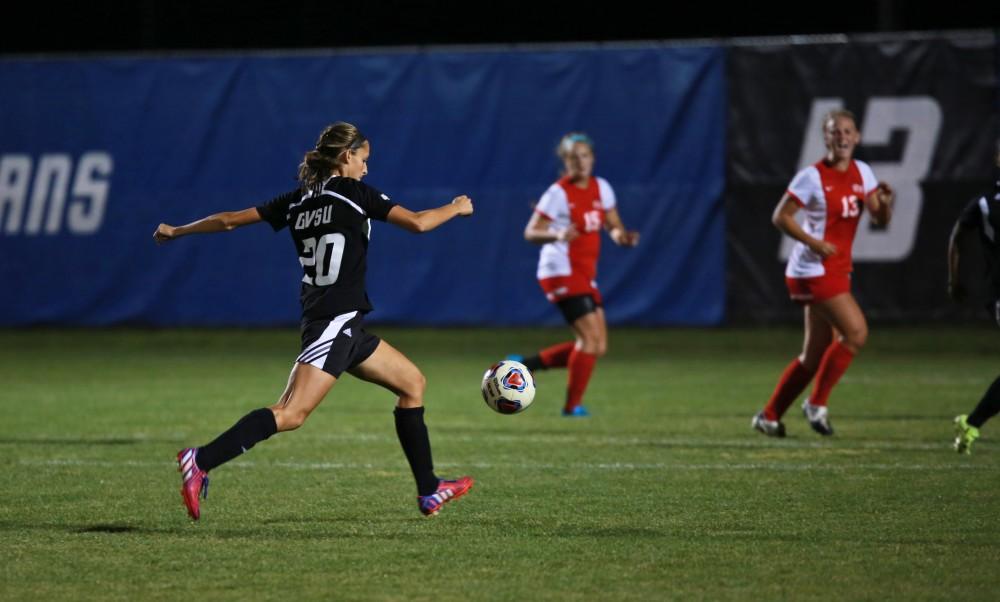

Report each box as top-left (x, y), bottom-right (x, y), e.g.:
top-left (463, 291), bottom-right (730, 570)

top-left (70, 524), bottom-right (346, 539)
top-left (0, 437), bottom-right (172, 446)
top-left (1, 518), bottom-right (420, 540)
top-left (75, 524), bottom-right (141, 534)
top-left (0, 521), bottom-right (158, 535)
top-left (60, 523), bottom-right (352, 539)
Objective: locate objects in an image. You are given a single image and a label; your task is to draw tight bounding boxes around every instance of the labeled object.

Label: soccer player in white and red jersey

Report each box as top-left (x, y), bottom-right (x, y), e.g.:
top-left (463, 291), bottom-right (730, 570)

top-left (752, 110), bottom-right (895, 437)
top-left (510, 133), bottom-right (639, 417)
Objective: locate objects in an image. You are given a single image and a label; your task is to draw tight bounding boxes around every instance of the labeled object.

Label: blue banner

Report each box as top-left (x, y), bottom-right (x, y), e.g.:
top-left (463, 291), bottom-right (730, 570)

top-left (0, 46), bottom-right (726, 326)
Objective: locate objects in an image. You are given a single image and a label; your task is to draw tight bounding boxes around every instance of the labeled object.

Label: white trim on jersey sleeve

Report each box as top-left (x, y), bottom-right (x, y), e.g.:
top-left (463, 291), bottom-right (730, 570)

top-left (287, 183), bottom-right (368, 216)
top-left (979, 196), bottom-right (995, 243)
top-left (535, 183), bottom-right (568, 220)
top-left (287, 191), bottom-right (313, 212)
top-left (784, 166), bottom-right (827, 279)
top-left (535, 183), bottom-right (572, 280)
top-left (855, 160), bottom-right (879, 196)
top-left (786, 166), bottom-right (821, 207)
top-left (596, 177), bottom-right (617, 211)
top-left (321, 190), bottom-right (366, 216)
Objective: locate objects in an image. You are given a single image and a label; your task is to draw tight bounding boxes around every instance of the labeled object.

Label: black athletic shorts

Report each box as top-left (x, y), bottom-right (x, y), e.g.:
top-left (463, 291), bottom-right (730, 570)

top-left (297, 311), bottom-right (381, 377)
top-left (556, 294), bottom-right (601, 324)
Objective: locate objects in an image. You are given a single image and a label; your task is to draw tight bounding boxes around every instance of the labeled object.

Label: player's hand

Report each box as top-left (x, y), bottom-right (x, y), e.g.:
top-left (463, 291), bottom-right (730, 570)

top-left (557, 224), bottom-right (580, 243)
top-left (809, 239), bottom-right (837, 258)
top-left (153, 223), bottom-right (177, 245)
top-left (610, 227), bottom-right (638, 246)
top-left (948, 280), bottom-right (967, 303)
top-left (452, 195), bottom-right (474, 216)
top-left (613, 229), bottom-right (640, 247)
top-left (868, 182), bottom-right (895, 226)
top-left (875, 181), bottom-right (895, 207)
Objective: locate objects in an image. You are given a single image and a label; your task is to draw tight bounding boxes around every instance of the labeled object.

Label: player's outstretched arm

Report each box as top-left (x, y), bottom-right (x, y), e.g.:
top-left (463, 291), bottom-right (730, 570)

top-left (387, 196), bottom-right (473, 233)
top-left (153, 208), bottom-right (262, 244)
top-left (772, 193), bottom-right (837, 258)
top-left (604, 208), bottom-right (640, 247)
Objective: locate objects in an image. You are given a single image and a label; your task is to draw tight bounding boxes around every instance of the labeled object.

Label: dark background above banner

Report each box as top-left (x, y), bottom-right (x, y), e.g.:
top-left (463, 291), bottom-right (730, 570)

top-left (4, 2), bottom-right (996, 54)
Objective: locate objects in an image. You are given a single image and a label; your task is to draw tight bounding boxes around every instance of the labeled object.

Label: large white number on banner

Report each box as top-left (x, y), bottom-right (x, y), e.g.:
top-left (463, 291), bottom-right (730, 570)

top-left (780, 97), bottom-right (941, 262)
top-left (299, 233), bottom-right (346, 285)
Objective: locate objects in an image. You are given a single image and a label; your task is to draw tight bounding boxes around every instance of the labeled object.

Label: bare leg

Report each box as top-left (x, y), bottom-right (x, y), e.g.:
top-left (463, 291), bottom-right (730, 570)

top-left (269, 362), bottom-right (337, 431)
top-left (803, 292), bottom-right (867, 432)
top-left (348, 340), bottom-right (426, 407)
top-left (812, 293), bottom-right (868, 353)
top-left (799, 305), bottom-right (835, 370)
top-left (350, 341), bottom-right (440, 496)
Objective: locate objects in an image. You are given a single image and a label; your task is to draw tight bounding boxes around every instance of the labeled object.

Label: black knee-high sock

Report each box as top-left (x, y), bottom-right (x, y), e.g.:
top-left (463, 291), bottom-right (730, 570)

top-left (393, 406), bottom-right (439, 496)
top-left (521, 355), bottom-right (544, 372)
top-left (195, 408), bottom-right (278, 472)
top-left (968, 375), bottom-right (1000, 428)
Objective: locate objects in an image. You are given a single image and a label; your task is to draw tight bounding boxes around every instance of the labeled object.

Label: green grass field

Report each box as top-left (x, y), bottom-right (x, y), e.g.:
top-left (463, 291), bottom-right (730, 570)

top-left (1, 327), bottom-right (998, 601)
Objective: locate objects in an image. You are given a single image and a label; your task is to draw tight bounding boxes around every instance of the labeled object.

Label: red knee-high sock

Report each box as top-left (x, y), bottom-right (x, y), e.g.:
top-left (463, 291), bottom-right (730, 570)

top-left (810, 341), bottom-right (855, 407)
top-left (565, 348), bottom-right (598, 411)
top-left (539, 341), bottom-right (575, 369)
top-left (763, 359), bottom-right (815, 421)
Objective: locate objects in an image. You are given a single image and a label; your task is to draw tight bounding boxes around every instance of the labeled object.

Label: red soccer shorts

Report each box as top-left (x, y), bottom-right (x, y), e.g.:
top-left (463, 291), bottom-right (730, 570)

top-left (538, 274), bottom-right (603, 305)
top-left (785, 273), bottom-right (851, 304)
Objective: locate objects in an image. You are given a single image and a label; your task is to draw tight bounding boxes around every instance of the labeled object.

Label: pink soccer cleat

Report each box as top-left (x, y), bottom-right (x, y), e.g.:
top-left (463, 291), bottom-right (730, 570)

top-left (418, 477), bottom-right (474, 516)
top-left (177, 448), bottom-right (209, 520)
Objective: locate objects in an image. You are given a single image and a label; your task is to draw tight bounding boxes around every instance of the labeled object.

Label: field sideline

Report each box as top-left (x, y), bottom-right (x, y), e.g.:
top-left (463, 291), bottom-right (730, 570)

top-left (1, 327), bottom-right (998, 601)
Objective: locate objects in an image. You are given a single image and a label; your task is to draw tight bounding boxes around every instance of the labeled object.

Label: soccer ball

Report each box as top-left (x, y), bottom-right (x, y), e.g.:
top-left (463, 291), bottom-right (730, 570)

top-left (481, 360), bottom-right (535, 414)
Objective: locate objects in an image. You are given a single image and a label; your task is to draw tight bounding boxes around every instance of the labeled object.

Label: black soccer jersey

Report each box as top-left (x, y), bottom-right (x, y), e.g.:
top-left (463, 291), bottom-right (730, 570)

top-left (957, 182), bottom-right (1000, 302)
top-left (256, 177), bottom-right (397, 320)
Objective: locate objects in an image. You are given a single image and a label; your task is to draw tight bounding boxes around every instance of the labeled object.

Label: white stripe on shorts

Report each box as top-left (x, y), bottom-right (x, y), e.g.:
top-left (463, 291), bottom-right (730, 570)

top-left (296, 311), bottom-right (359, 368)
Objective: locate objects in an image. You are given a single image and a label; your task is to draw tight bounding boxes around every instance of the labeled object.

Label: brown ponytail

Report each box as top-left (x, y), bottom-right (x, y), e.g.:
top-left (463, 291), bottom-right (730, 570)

top-left (298, 122), bottom-right (368, 192)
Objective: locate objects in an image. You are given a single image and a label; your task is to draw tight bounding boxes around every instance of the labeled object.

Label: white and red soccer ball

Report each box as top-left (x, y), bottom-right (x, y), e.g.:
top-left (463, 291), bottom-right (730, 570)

top-left (481, 360), bottom-right (536, 414)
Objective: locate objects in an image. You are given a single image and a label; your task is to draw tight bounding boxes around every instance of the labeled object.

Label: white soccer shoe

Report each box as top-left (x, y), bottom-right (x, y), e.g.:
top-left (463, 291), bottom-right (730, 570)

top-left (802, 399), bottom-right (834, 436)
top-left (752, 411), bottom-right (786, 438)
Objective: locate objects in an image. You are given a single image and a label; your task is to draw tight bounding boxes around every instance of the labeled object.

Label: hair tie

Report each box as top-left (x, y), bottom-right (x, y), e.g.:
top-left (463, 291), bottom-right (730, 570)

top-left (559, 133), bottom-right (593, 155)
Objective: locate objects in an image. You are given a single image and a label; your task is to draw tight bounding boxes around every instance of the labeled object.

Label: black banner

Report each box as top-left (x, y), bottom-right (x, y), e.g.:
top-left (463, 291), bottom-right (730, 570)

top-left (726, 32), bottom-right (997, 323)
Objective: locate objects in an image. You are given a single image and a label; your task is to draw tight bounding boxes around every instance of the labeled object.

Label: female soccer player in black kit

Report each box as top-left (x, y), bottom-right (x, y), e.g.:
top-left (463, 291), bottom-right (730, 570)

top-left (154, 122), bottom-right (474, 518)
top-left (947, 149), bottom-right (1000, 454)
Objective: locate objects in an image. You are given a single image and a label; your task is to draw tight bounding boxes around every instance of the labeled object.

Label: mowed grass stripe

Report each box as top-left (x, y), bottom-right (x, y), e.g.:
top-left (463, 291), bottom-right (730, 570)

top-left (19, 457), bottom-right (999, 471)
top-left (3, 432), bottom-right (992, 452)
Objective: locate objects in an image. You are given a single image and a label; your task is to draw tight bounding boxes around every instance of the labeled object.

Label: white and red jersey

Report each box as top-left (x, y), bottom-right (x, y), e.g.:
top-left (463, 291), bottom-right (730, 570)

top-left (534, 175), bottom-right (617, 282)
top-left (785, 159), bottom-right (878, 278)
